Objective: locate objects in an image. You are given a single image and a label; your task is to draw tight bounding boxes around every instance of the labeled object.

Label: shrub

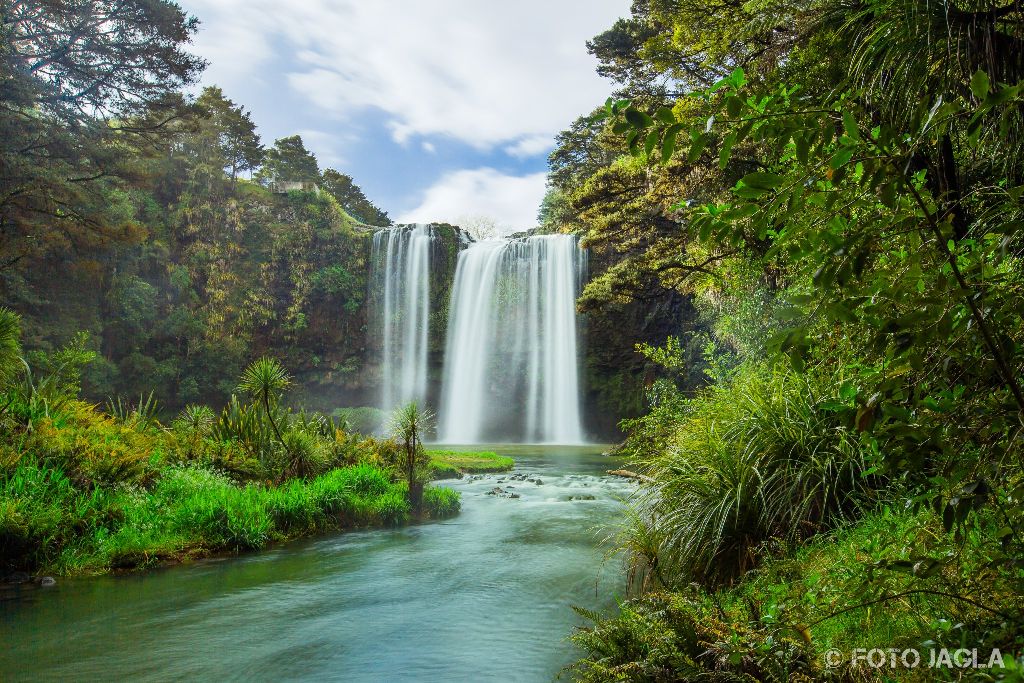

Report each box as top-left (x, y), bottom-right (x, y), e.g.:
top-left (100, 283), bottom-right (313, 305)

top-left (633, 363), bottom-right (869, 586)
top-left (367, 489), bottom-right (410, 526)
top-left (21, 404), bottom-right (161, 488)
top-left (0, 463), bottom-right (111, 572)
top-left (571, 592), bottom-right (816, 682)
top-left (331, 406), bottom-right (387, 435)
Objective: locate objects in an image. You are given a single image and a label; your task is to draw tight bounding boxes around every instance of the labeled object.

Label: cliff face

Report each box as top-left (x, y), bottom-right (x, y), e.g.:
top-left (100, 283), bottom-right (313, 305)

top-left (578, 249), bottom-right (708, 441)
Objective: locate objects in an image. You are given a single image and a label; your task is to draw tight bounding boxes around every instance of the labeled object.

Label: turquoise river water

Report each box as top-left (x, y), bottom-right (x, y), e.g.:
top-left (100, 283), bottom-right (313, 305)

top-left (0, 445), bottom-right (633, 682)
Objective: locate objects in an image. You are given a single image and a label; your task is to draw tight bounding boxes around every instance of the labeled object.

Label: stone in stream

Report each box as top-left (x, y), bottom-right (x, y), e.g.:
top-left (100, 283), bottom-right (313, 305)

top-left (6, 572), bottom-right (30, 585)
top-left (39, 576), bottom-right (56, 587)
top-left (485, 486), bottom-right (521, 499)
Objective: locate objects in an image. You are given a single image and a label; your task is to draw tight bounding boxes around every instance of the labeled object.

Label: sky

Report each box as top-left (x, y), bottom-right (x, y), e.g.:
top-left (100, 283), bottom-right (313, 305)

top-left (177, 0), bottom-right (630, 233)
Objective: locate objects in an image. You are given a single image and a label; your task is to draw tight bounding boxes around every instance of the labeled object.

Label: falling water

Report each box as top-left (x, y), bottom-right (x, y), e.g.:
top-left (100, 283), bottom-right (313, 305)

top-left (439, 234), bottom-right (587, 444)
top-left (370, 224), bottom-right (433, 412)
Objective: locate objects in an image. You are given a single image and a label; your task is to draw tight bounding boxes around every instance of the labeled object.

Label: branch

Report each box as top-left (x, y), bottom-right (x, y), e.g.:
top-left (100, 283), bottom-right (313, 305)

top-left (808, 588), bottom-right (1016, 627)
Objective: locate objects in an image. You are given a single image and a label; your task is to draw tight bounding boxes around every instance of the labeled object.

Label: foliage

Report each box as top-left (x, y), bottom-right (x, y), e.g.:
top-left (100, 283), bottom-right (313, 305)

top-left (0, 0), bottom-right (203, 268)
top-left (624, 362), bottom-right (870, 587)
top-left (558, 0), bottom-right (1024, 676)
top-left (0, 460), bottom-right (452, 574)
top-left (106, 392), bottom-right (160, 432)
top-left (332, 406), bottom-right (388, 435)
top-left (0, 326), bottom-right (460, 576)
top-left (195, 86), bottom-right (264, 180)
top-left (320, 169), bottom-right (391, 225)
top-left (0, 308), bottom-right (22, 388)
top-left (571, 591), bottom-right (818, 682)
top-left (574, 504), bottom-right (1024, 681)
top-left (258, 135), bottom-right (320, 183)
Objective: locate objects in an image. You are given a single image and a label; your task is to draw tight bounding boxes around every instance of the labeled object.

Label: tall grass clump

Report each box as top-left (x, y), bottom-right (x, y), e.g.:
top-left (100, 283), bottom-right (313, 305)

top-left (422, 486), bottom-right (461, 518)
top-left (633, 363), bottom-right (870, 586)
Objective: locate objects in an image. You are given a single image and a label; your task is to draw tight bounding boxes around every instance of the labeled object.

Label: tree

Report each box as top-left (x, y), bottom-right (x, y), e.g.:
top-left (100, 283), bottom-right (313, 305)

top-left (195, 87), bottom-right (264, 180)
top-left (457, 214), bottom-right (501, 240)
top-left (258, 135), bottom-right (319, 183)
top-left (320, 169), bottom-right (391, 225)
top-left (238, 357), bottom-right (291, 453)
top-left (0, 0), bottom-right (205, 269)
top-left (388, 401), bottom-right (433, 512)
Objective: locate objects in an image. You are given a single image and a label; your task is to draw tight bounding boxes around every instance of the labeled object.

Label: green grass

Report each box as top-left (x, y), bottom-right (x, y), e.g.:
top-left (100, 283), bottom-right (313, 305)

top-left (631, 363), bottom-right (868, 586)
top-left (1, 462), bottom-right (460, 575)
top-left (427, 449), bottom-right (514, 479)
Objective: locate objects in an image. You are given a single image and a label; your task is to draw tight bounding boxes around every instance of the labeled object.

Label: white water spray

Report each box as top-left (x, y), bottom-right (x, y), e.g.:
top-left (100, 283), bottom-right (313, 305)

top-left (439, 234), bottom-right (586, 444)
top-left (371, 224), bottom-right (433, 412)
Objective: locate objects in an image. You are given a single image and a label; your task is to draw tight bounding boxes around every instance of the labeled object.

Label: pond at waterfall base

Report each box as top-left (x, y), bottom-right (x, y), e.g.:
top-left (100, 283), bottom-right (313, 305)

top-left (1, 444), bottom-right (633, 682)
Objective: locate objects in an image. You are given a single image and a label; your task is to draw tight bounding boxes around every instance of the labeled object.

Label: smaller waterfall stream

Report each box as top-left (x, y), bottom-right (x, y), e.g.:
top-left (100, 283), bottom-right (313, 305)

top-left (370, 224), bottom-right (433, 412)
top-left (439, 234), bottom-right (586, 444)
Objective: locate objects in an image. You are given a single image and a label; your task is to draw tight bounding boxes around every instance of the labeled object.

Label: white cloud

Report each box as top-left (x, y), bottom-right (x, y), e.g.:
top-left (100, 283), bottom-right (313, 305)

top-left (396, 169), bottom-right (547, 233)
top-left (182, 0), bottom-right (628, 152)
top-left (504, 135), bottom-right (554, 159)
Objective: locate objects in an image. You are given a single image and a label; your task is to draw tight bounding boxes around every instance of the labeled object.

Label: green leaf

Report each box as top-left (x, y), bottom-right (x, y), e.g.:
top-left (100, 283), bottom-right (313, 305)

top-left (729, 67), bottom-right (746, 88)
top-left (829, 146), bottom-right (856, 169)
top-left (880, 182), bottom-right (896, 208)
top-left (970, 70), bottom-right (990, 101)
top-left (795, 134), bottom-right (810, 164)
top-left (719, 132), bottom-right (737, 169)
top-left (624, 108), bottom-right (653, 128)
top-left (626, 130), bottom-right (641, 155)
top-left (655, 106), bottom-right (676, 124)
top-left (688, 132), bottom-right (708, 162)
top-left (659, 125), bottom-right (680, 163)
top-left (726, 95), bottom-right (743, 117)
top-left (645, 129), bottom-right (659, 157)
top-left (739, 172), bottom-right (785, 191)
top-left (842, 111), bottom-right (861, 141)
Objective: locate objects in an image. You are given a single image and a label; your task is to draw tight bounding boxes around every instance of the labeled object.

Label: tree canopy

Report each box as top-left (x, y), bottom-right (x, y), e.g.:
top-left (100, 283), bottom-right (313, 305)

top-left (0, 0), bottom-right (205, 269)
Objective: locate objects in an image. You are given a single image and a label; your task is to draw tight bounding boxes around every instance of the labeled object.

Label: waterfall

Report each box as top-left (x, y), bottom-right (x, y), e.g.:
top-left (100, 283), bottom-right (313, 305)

top-left (370, 224), bottom-right (433, 413)
top-left (439, 234), bottom-right (587, 444)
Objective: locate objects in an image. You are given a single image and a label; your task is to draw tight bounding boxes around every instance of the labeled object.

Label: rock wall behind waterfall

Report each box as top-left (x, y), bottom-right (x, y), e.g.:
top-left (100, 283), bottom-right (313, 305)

top-left (578, 241), bottom-right (710, 440)
top-left (296, 221), bottom-right (469, 414)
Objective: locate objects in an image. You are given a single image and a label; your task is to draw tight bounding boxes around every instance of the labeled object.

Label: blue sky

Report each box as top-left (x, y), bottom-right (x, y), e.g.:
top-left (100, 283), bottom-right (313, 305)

top-left (178, 0), bottom-right (630, 232)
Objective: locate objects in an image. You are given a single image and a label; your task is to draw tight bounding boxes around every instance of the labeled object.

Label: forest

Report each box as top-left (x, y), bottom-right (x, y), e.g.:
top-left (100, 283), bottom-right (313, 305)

top-left (2, 0), bottom-right (1024, 681)
top-left (556, 0), bottom-right (1024, 679)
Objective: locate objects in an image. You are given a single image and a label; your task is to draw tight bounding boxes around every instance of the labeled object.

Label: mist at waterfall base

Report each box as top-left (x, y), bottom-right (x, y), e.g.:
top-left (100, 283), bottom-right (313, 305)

top-left (370, 228), bottom-right (588, 444)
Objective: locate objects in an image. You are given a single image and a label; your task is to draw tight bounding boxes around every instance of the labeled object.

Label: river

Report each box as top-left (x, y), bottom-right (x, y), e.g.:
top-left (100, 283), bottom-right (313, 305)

top-left (1, 445), bottom-right (631, 682)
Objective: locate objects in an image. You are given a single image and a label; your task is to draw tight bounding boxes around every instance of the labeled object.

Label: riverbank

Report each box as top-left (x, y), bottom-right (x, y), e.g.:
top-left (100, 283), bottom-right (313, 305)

top-left (1, 461), bottom-right (460, 578)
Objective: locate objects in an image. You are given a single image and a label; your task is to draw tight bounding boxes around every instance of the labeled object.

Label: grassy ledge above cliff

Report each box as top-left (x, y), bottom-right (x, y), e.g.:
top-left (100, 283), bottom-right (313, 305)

top-left (428, 450), bottom-right (514, 479)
